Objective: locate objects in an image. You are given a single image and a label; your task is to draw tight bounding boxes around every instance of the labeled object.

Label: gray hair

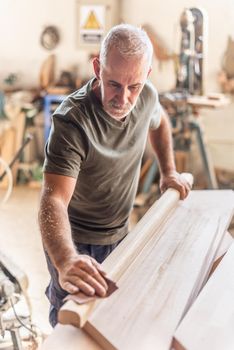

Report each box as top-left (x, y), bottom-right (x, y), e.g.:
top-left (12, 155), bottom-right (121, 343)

top-left (99, 24), bottom-right (153, 68)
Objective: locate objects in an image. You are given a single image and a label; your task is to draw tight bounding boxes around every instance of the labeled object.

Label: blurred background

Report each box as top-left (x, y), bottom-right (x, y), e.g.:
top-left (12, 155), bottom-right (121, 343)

top-left (0, 0), bottom-right (234, 348)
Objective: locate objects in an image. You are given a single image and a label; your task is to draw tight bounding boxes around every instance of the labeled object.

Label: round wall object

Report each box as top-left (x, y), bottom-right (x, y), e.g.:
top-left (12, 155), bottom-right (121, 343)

top-left (40, 26), bottom-right (60, 50)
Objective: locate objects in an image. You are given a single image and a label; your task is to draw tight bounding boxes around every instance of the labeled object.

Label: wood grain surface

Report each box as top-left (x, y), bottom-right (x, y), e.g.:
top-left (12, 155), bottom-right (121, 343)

top-left (59, 174), bottom-right (193, 327)
top-left (86, 190), bottom-right (234, 350)
top-left (173, 242), bottom-right (234, 350)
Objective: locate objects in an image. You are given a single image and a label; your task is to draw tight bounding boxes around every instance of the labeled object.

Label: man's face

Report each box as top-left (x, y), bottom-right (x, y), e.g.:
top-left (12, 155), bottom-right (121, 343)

top-left (93, 48), bottom-right (151, 120)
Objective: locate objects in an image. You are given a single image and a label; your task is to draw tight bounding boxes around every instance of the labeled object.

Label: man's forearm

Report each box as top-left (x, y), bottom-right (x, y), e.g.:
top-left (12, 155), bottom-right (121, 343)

top-left (38, 191), bottom-right (77, 269)
top-left (149, 112), bottom-right (176, 175)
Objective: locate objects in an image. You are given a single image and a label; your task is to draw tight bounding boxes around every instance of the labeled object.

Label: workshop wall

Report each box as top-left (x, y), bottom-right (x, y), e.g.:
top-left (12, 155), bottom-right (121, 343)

top-left (122, 0), bottom-right (234, 93)
top-left (0, 0), bottom-right (90, 89)
top-left (121, 0), bottom-right (234, 172)
top-left (0, 0), bottom-right (233, 171)
top-left (1, 0), bottom-right (233, 92)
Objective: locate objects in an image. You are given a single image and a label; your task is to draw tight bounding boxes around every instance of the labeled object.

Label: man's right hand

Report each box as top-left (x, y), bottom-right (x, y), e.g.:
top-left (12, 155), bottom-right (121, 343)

top-left (57, 255), bottom-right (108, 297)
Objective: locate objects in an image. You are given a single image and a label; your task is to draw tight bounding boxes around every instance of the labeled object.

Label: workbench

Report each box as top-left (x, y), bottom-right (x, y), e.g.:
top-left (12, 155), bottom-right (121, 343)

top-left (187, 94), bottom-right (230, 109)
top-left (158, 93), bottom-right (230, 189)
top-left (41, 178), bottom-right (234, 350)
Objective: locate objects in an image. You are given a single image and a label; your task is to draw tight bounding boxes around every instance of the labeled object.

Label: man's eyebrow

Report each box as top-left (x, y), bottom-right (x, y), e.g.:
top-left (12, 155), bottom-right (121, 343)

top-left (108, 80), bottom-right (142, 87)
top-left (108, 80), bottom-right (121, 85)
top-left (129, 83), bottom-right (142, 87)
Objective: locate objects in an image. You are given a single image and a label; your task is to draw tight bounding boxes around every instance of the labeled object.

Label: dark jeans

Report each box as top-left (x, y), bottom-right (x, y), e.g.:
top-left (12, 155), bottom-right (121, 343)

top-left (45, 241), bottom-right (121, 327)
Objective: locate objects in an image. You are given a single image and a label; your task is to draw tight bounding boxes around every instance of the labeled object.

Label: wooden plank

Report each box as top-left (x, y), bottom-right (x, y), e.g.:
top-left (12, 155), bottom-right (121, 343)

top-left (84, 190), bottom-right (234, 350)
top-left (213, 231), bottom-right (233, 261)
top-left (44, 234), bottom-right (234, 350)
top-left (208, 230), bottom-right (233, 277)
top-left (0, 127), bottom-right (15, 188)
top-left (40, 324), bottom-right (103, 350)
top-left (58, 173), bottom-right (193, 327)
top-left (173, 242), bottom-right (234, 350)
top-left (187, 95), bottom-right (230, 109)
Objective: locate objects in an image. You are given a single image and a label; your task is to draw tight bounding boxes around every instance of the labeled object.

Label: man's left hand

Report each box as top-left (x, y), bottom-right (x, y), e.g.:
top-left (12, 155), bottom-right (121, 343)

top-left (160, 171), bottom-right (191, 200)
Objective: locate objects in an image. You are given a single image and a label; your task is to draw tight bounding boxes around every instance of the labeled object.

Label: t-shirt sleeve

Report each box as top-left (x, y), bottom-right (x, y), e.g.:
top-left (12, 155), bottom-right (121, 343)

top-left (43, 112), bottom-right (88, 179)
top-left (149, 88), bottom-right (163, 130)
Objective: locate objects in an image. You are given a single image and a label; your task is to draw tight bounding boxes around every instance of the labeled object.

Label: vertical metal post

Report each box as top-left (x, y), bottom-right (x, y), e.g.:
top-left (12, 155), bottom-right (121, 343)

top-left (190, 121), bottom-right (218, 189)
top-left (10, 328), bottom-right (23, 350)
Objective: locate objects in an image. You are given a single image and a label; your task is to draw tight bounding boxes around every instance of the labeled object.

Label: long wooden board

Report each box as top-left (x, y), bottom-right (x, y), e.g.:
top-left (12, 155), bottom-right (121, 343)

top-left (208, 230), bottom-right (233, 277)
top-left (59, 174), bottom-right (193, 327)
top-left (40, 324), bottom-right (103, 350)
top-left (41, 232), bottom-right (234, 350)
top-left (42, 190), bottom-right (234, 350)
top-left (84, 190), bottom-right (234, 350)
top-left (173, 242), bottom-right (234, 350)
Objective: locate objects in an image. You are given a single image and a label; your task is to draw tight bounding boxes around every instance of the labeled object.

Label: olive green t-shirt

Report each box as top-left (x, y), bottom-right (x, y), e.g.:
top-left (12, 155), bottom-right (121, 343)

top-left (44, 78), bottom-right (162, 244)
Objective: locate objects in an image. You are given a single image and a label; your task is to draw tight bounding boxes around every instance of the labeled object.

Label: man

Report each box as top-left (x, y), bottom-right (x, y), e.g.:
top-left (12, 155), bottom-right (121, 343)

top-left (38, 24), bottom-right (191, 327)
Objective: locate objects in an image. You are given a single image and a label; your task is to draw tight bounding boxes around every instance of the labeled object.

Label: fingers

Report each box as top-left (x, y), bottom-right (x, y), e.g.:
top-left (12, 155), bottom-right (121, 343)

top-left (61, 276), bottom-right (96, 296)
top-left (71, 270), bottom-right (107, 297)
top-left (62, 281), bottom-right (79, 294)
top-left (76, 257), bottom-right (108, 290)
top-left (179, 184), bottom-right (187, 200)
top-left (160, 173), bottom-right (192, 200)
top-left (59, 256), bottom-right (108, 297)
top-left (178, 177), bottom-right (192, 199)
top-left (90, 257), bottom-right (107, 276)
top-left (174, 180), bottom-right (188, 200)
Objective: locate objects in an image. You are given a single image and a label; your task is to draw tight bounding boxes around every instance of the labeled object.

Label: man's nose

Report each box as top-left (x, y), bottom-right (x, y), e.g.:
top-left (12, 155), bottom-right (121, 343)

top-left (118, 88), bottom-right (129, 105)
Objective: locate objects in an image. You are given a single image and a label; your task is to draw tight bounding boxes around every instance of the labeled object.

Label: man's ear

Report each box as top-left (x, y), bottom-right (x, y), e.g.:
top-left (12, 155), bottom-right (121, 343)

top-left (93, 57), bottom-right (101, 80)
top-left (147, 66), bottom-right (152, 78)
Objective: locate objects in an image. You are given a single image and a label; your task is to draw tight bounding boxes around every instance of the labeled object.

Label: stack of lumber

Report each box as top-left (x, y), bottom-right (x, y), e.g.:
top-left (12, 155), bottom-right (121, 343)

top-left (173, 242), bottom-right (234, 350)
top-left (41, 177), bottom-right (234, 350)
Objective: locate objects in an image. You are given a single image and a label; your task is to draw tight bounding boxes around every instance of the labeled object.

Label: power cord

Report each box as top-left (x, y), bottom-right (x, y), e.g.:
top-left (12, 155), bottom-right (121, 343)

top-left (9, 298), bottom-right (37, 337)
top-left (0, 157), bottom-right (13, 205)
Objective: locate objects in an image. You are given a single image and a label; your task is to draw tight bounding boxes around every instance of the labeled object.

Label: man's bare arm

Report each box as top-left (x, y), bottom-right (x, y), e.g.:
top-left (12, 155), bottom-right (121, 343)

top-left (38, 173), bottom-right (107, 296)
top-left (149, 111), bottom-right (191, 199)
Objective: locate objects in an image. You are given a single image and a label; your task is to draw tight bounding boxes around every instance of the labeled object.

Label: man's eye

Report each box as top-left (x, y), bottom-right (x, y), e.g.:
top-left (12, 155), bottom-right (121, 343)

top-left (110, 83), bottom-right (120, 89)
top-left (130, 86), bottom-right (139, 91)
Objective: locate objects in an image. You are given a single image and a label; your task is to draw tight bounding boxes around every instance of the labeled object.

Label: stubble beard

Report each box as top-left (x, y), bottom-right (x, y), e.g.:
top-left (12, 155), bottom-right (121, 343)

top-left (99, 84), bottom-right (135, 120)
top-left (106, 101), bottom-right (135, 119)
